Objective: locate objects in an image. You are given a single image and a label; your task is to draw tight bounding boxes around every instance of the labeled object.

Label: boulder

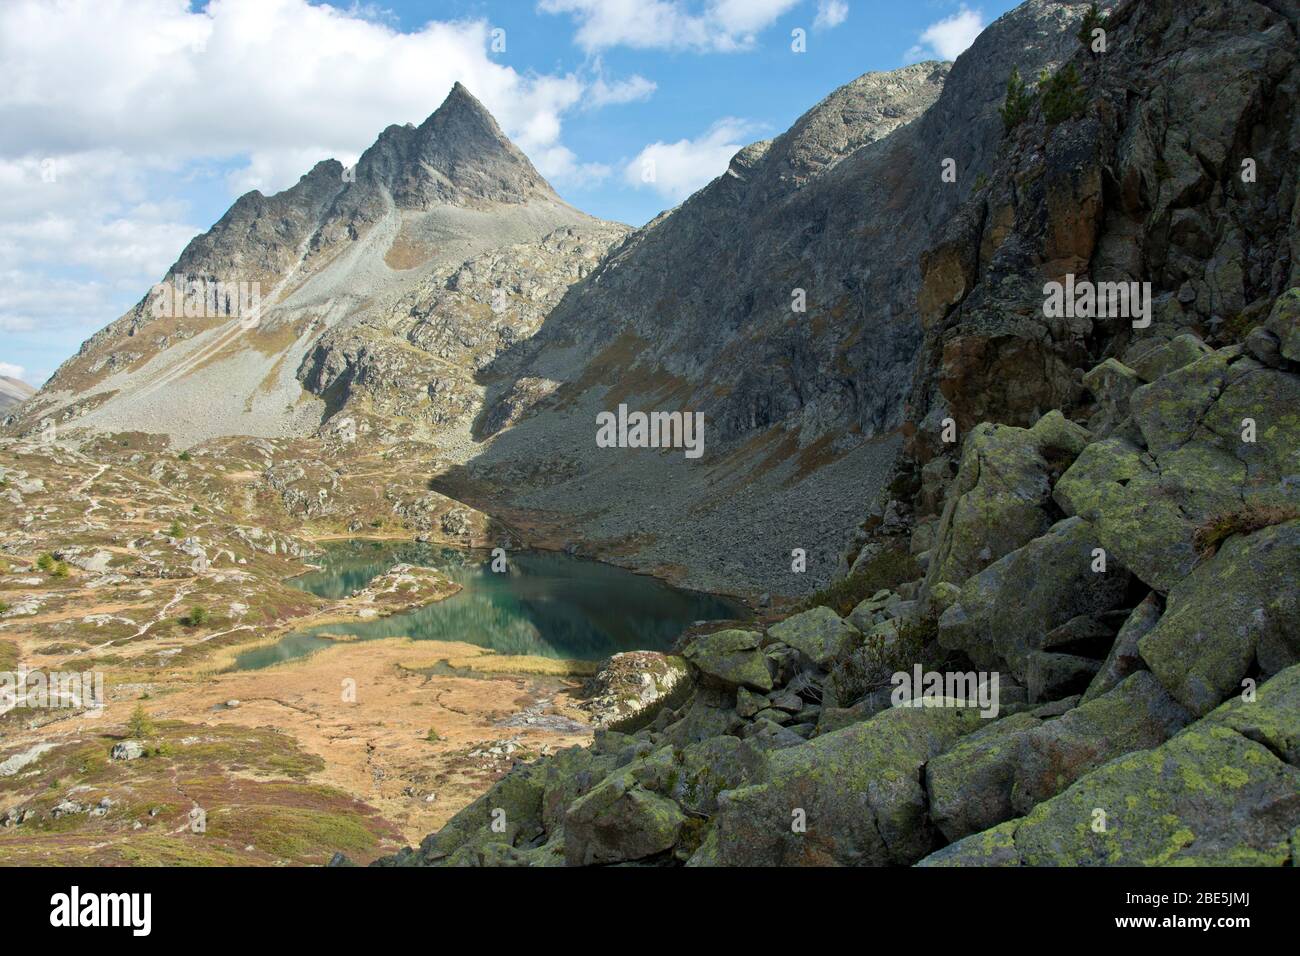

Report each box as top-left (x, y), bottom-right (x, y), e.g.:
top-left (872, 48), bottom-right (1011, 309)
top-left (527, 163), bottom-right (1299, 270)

top-left (923, 665), bottom-right (1300, 867)
top-left (765, 607), bottom-right (860, 669)
top-left (1010, 672), bottom-right (1193, 813)
top-left (713, 703), bottom-right (982, 865)
top-left (1083, 593), bottom-right (1162, 702)
top-left (926, 712), bottom-right (1043, 842)
top-left (923, 411), bottom-right (1091, 598)
top-left (1128, 332), bottom-right (1213, 383)
top-left (1138, 520), bottom-right (1300, 716)
top-left (682, 630), bottom-right (772, 692)
top-left (576, 651), bottom-right (691, 731)
top-left (1055, 348), bottom-right (1300, 593)
top-left (111, 740), bottom-right (145, 761)
top-left (1081, 358), bottom-right (1141, 435)
top-left (1264, 287), bottom-right (1300, 363)
top-left (938, 517), bottom-right (1130, 677)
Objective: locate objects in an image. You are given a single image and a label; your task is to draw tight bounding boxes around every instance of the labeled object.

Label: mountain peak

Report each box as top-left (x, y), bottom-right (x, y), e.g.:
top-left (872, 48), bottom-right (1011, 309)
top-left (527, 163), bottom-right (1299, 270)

top-left (351, 82), bottom-right (558, 208)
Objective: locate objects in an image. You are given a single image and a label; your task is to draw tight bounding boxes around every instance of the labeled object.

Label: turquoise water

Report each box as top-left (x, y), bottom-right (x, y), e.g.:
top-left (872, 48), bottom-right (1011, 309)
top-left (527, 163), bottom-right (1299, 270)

top-left (230, 540), bottom-right (744, 670)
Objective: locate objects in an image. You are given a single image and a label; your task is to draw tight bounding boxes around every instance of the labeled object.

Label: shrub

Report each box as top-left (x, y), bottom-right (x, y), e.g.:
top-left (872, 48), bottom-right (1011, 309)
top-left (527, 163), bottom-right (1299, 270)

top-left (825, 616), bottom-right (939, 708)
top-left (1193, 503), bottom-right (1300, 558)
top-left (0, 557), bottom-right (10, 574)
top-left (0, 601), bottom-right (9, 615)
top-left (36, 553), bottom-right (55, 572)
top-left (1077, 3), bottom-right (1107, 52)
top-left (801, 541), bottom-right (919, 618)
top-left (177, 451), bottom-right (192, 462)
top-left (50, 561), bottom-right (70, 579)
top-left (999, 67), bottom-right (1034, 132)
top-left (425, 728), bottom-right (441, 743)
top-left (126, 703), bottom-right (155, 739)
top-left (180, 606), bottom-right (209, 627)
top-left (1040, 64), bottom-right (1088, 125)
top-left (167, 520), bottom-right (184, 539)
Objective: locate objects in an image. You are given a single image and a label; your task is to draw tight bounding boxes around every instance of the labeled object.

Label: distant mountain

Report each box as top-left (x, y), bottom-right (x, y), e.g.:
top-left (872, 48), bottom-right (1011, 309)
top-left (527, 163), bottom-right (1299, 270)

top-left (18, 83), bottom-right (623, 448)
top-left (0, 375), bottom-right (34, 412)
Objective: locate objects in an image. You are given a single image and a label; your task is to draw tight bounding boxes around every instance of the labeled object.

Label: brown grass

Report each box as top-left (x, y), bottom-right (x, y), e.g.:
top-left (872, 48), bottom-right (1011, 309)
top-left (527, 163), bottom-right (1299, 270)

top-left (1193, 502), bottom-right (1300, 558)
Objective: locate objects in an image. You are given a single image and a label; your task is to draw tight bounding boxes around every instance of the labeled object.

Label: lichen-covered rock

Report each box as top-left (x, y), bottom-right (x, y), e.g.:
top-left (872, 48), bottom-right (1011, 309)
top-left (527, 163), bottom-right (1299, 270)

top-left (924, 411), bottom-right (1091, 599)
top-left (1055, 348), bottom-right (1300, 593)
top-left (1127, 332), bottom-right (1212, 383)
top-left (1010, 672), bottom-right (1193, 814)
top-left (576, 651), bottom-right (691, 731)
top-left (1265, 287), bottom-right (1300, 363)
top-left (926, 712), bottom-right (1043, 842)
top-left (927, 673), bottom-right (1192, 843)
top-left (712, 703), bottom-right (982, 866)
top-left (938, 517), bottom-right (1130, 678)
top-left (922, 665), bottom-right (1300, 867)
top-left (765, 607), bottom-right (860, 669)
top-left (1138, 520), bottom-right (1300, 716)
top-left (564, 775), bottom-right (685, 865)
top-left (682, 629), bottom-right (772, 692)
top-left (1081, 358), bottom-right (1141, 435)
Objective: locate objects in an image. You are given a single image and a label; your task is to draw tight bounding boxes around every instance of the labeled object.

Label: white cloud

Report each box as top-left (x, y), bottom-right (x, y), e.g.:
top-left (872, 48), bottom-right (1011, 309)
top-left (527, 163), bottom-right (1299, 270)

top-left (905, 5), bottom-right (985, 62)
top-left (0, 0), bottom-right (622, 198)
top-left (814, 0), bottom-right (848, 30)
top-left (0, 0), bottom-right (651, 379)
top-left (624, 118), bottom-right (761, 204)
top-left (0, 362), bottom-right (25, 380)
top-left (540, 0), bottom-right (801, 53)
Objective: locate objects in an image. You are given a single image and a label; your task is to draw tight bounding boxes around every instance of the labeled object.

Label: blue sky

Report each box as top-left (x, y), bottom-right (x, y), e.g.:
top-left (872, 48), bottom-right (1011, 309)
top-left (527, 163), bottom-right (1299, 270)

top-left (0, 0), bottom-right (1019, 387)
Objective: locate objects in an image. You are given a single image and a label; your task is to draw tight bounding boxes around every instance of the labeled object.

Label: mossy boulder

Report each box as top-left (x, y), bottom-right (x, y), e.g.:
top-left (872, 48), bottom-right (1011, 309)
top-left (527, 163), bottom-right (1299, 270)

top-left (682, 629), bottom-right (773, 692)
top-left (1265, 287), bottom-right (1300, 363)
top-left (926, 673), bottom-right (1191, 841)
top-left (1128, 332), bottom-right (1213, 383)
top-left (938, 517), bottom-right (1130, 677)
top-left (1010, 672), bottom-right (1193, 813)
top-left (1081, 358), bottom-right (1141, 435)
top-left (923, 411), bottom-right (1091, 600)
top-left (922, 665), bottom-right (1300, 867)
top-left (1055, 349), bottom-right (1300, 593)
top-left (713, 703), bottom-right (983, 865)
top-left (926, 711), bottom-right (1043, 842)
top-left (765, 607), bottom-right (860, 669)
top-left (1138, 520), bottom-right (1300, 715)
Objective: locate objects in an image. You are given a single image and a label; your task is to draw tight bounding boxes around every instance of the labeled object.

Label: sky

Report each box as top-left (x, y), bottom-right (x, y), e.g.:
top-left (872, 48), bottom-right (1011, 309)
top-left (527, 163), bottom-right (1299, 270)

top-left (0, 0), bottom-right (1020, 388)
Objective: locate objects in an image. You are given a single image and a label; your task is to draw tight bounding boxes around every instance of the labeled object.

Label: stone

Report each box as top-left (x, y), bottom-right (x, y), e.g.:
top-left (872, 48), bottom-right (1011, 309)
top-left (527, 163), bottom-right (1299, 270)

top-left (923, 667), bottom-right (1300, 867)
top-left (713, 703), bottom-right (982, 865)
top-left (682, 630), bottom-right (772, 692)
top-left (1138, 520), bottom-right (1300, 716)
top-left (111, 741), bottom-right (145, 761)
top-left (1264, 287), bottom-right (1300, 363)
top-left (926, 711), bottom-right (1043, 842)
top-left (765, 607), bottom-right (860, 669)
top-left (923, 411), bottom-right (1091, 599)
top-left (938, 517), bottom-right (1130, 678)
top-left (576, 651), bottom-right (691, 731)
top-left (1010, 672), bottom-right (1193, 813)
top-left (1128, 332), bottom-right (1213, 383)
top-left (1081, 358), bottom-right (1141, 435)
top-left (1024, 651), bottom-right (1102, 703)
